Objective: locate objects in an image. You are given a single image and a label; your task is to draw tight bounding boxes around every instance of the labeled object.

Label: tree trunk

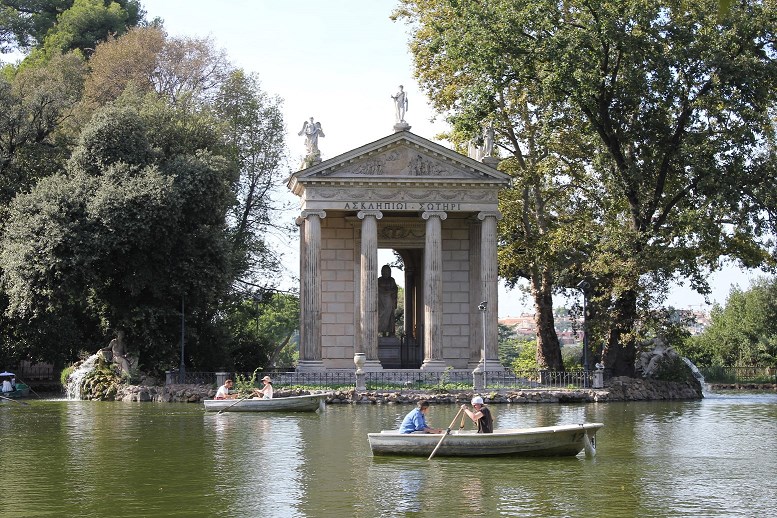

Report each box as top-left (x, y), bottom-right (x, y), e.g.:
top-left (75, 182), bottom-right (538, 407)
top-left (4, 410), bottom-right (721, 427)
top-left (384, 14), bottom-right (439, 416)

top-left (268, 332), bottom-right (292, 368)
top-left (532, 269), bottom-right (563, 370)
top-left (601, 289), bottom-right (638, 377)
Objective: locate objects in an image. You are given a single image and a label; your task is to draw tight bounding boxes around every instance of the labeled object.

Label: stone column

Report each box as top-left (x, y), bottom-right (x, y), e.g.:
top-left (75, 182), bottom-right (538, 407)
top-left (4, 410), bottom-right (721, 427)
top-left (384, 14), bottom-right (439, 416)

top-left (357, 209), bottom-right (383, 370)
top-left (297, 210), bottom-right (326, 372)
top-left (468, 218), bottom-right (482, 369)
top-left (420, 210), bottom-right (447, 371)
top-left (478, 211), bottom-right (502, 373)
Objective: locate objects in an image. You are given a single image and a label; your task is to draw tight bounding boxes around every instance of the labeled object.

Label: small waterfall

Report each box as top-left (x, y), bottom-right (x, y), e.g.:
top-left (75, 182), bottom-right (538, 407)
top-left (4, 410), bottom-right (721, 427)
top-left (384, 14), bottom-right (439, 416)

top-left (66, 353), bottom-right (101, 400)
top-left (682, 357), bottom-right (708, 395)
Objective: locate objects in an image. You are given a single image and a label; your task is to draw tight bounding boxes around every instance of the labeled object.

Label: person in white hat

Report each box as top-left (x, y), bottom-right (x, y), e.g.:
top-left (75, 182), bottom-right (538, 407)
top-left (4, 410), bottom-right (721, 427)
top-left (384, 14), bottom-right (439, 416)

top-left (461, 396), bottom-right (493, 433)
top-left (253, 375), bottom-right (274, 399)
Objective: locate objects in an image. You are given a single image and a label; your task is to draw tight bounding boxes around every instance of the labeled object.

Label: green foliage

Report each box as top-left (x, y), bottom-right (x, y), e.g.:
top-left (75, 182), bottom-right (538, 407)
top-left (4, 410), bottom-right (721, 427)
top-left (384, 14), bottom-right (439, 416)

top-left (681, 278), bottom-right (777, 368)
top-left (0, 51), bottom-right (85, 207)
top-left (80, 363), bottom-right (122, 400)
top-left (651, 355), bottom-right (694, 383)
top-left (1, 1), bottom-right (143, 54)
top-left (232, 367), bottom-right (262, 396)
top-left (510, 340), bottom-right (539, 373)
top-left (561, 345), bottom-right (583, 371)
top-left (396, 0), bottom-right (777, 376)
top-left (0, 99), bottom-right (238, 371)
top-left (59, 365), bottom-right (74, 386)
top-left (220, 292), bottom-right (299, 371)
top-left (0, 9), bottom-right (288, 376)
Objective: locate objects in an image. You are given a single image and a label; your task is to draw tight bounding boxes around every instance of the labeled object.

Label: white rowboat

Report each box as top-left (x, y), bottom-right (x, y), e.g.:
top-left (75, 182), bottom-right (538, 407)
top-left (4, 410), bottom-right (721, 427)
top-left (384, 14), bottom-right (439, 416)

top-left (368, 422), bottom-right (603, 457)
top-left (203, 394), bottom-right (327, 413)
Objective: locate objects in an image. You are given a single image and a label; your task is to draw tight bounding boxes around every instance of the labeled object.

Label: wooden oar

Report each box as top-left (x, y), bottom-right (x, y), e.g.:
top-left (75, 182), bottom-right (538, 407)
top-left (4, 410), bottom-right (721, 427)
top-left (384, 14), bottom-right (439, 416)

top-left (428, 407), bottom-right (465, 460)
top-left (458, 407), bottom-right (467, 434)
top-left (217, 396), bottom-right (250, 415)
top-left (0, 394), bottom-right (29, 405)
top-left (16, 378), bottom-right (42, 399)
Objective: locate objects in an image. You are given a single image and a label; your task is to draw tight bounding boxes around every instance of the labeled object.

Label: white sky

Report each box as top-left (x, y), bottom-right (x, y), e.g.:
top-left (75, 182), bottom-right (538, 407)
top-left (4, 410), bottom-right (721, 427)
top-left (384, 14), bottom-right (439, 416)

top-left (13, 1), bottom-right (768, 316)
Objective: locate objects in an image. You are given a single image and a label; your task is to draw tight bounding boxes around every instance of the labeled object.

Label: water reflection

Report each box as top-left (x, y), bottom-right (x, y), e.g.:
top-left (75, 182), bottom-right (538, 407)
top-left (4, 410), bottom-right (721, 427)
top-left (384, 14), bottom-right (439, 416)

top-left (2, 395), bottom-right (777, 517)
top-left (203, 414), bottom-right (306, 517)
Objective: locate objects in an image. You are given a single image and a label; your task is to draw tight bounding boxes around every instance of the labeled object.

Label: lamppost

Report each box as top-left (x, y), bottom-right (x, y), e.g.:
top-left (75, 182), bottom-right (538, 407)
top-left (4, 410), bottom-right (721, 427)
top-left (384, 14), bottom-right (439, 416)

top-left (179, 294), bottom-right (186, 384)
top-left (576, 281), bottom-right (590, 387)
top-left (478, 301), bottom-right (487, 389)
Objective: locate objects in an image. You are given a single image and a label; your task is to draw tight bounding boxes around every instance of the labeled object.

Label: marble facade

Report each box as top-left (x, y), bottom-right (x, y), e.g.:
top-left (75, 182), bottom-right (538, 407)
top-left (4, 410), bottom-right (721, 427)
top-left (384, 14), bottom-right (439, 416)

top-left (288, 131), bottom-right (511, 371)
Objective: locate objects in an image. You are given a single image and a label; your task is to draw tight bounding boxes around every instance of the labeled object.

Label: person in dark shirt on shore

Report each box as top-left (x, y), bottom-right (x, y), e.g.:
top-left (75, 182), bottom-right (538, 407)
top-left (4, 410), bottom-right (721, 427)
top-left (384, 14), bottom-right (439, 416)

top-left (461, 396), bottom-right (493, 433)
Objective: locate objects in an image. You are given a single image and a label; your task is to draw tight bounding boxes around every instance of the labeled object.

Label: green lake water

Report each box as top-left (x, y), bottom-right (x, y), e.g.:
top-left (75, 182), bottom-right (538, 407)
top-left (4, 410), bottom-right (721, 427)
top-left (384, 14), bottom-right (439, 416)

top-left (1, 392), bottom-right (776, 517)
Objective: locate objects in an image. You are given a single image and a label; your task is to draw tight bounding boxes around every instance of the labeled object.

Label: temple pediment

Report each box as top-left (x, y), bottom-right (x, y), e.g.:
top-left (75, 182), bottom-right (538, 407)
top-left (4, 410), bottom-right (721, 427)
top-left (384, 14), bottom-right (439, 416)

top-left (288, 131), bottom-right (510, 195)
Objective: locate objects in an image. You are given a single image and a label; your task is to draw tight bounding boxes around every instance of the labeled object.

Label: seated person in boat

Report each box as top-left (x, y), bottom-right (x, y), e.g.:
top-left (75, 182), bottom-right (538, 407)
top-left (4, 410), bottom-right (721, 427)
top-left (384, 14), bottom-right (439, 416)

top-left (461, 396), bottom-right (493, 433)
top-left (252, 375), bottom-right (273, 399)
top-left (214, 379), bottom-right (237, 400)
top-left (399, 400), bottom-right (443, 434)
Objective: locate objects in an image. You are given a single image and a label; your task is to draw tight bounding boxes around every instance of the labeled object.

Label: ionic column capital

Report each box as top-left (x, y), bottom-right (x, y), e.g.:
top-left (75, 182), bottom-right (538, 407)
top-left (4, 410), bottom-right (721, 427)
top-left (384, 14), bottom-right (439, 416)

top-left (477, 210), bottom-right (502, 221)
top-left (357, 209), bottom-right (383, 220)
top-left (422, 211), bottom-right (448, 221)
top-left (300, 209), bottom-right (327, 220)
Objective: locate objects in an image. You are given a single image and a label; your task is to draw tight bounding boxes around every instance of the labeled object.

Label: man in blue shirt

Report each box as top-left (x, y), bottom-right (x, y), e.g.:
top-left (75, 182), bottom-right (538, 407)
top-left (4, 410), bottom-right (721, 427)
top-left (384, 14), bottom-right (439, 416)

top-left (399, 400), bottom-right (443, 434)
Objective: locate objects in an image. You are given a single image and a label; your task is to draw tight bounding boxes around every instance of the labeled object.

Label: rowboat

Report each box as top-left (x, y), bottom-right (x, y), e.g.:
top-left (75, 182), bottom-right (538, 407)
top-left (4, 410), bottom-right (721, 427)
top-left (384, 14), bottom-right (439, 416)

top-left (1, 383), bottom-right (30, 399)
top-left (368, 422), bottom-right (603, 458)
top-left (203, 394), bottom-right (328, 413)
top-left (1, 371), bottom-right (29, 399)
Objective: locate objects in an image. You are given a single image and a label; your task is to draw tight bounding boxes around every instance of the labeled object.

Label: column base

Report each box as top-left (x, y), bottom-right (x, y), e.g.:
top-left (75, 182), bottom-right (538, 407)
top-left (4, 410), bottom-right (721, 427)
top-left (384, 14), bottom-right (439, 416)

top-left (296, 360), bottom-right (327, 372)
top-left (419, 359), bottom-right (448, 371)
top-left (363, 359), bottom-right (384, 371)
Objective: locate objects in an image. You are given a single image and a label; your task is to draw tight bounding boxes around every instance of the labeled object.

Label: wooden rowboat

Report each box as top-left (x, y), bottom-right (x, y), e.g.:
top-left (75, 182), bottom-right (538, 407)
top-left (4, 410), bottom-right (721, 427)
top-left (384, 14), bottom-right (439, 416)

top-left (1, 383), bottom-right (30, 399)
top-left (368, 422), bottom-right (603, 458)
top-left (203, 394), bottom-right (327, 413)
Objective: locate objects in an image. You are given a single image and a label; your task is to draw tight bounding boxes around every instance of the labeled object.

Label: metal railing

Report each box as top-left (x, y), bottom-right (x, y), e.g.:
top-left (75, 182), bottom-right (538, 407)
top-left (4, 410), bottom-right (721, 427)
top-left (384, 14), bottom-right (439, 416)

top-left (698, 366), bottom-right (777, 385)
top-left (165, 370), bottom-right (217, 385)
top-left (15, 361), bottom-right (55, 380)
top-left (174, 368), bottom-right (595, 391)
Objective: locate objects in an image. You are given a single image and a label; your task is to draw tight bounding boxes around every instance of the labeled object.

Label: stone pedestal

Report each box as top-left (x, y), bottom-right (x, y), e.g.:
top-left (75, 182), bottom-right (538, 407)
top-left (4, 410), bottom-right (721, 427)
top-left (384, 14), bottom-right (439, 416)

top-left (296, 360), bottom-right (326, 372)
top-left (420, 359), bottom-right (448, 371)
top-left (393, 122), bottom-right (411, 132)
top-left (354, 353), bottom-right (366, 391)
top-left (593, 369), bottom-right (604, 389)
top-left (472, 365), bottom-right (484, 391)
top-left (378, 336), bottom-right (401, 368)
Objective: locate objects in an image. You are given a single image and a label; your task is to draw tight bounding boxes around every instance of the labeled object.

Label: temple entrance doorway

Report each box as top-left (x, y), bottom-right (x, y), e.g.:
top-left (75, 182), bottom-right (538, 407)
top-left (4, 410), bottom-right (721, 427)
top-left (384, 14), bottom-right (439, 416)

top-left (377, 248), bottom-right (423, 368)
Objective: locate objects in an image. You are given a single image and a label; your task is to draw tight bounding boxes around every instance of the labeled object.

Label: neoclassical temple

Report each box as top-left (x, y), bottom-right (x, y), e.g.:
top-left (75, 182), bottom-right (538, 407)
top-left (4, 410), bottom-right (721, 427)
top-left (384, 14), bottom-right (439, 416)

top-left (288, 130), bottom-right (511, 371)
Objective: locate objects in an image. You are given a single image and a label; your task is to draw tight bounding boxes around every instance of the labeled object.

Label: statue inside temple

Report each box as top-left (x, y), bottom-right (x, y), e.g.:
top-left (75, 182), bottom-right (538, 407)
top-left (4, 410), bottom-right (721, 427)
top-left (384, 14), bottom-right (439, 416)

top-left (378, 265), bottom-right (398, 336)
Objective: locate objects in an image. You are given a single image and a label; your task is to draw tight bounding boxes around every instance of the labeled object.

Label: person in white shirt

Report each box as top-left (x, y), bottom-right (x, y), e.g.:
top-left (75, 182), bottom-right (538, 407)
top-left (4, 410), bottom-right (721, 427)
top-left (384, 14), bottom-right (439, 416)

top-left (253, 376), bottom-right (273, 399)
top-left (214, 379), bottom-right (236, 400)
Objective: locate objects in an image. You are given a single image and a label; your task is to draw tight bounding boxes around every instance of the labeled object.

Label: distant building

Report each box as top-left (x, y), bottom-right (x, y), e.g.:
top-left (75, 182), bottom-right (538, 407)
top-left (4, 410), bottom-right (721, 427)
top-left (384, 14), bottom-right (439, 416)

top-left (500, 307), bottom-right (710, 343)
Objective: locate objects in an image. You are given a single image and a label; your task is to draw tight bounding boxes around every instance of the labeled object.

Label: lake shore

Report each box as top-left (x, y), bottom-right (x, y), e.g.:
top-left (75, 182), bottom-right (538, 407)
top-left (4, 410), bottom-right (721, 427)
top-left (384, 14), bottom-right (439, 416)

top-left (110, 376), bottom-right (703, 403)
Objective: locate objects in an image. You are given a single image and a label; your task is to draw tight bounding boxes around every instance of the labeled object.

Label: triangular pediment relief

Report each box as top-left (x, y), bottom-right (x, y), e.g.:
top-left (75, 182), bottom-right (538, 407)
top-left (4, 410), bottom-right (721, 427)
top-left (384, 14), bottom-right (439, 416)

top-left (289, 132), bottom-right (510, 192)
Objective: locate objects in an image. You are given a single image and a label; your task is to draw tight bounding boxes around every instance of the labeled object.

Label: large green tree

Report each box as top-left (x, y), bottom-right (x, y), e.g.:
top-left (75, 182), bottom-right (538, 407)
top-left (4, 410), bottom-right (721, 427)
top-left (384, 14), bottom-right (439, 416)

top-left (0, 50), bottom-right (85, 207)
top-left (0, 0), bottom-right (142, 56)
top-left (0, 98), bottom-right (237, 370)
top-left (682, 278), bottom-right (777, 367)
top-left (1, 20), bottom-right (291, 372)
top-left (396, 0), bottom-right (777, 376)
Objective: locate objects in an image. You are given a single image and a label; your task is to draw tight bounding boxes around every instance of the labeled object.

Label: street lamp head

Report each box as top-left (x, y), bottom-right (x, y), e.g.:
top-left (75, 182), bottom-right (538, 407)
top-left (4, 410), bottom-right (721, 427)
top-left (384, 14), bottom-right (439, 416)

top-left (478, 301), bottom-right (487, 311)
top-left (576, 280), bottom-right (590, 290)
